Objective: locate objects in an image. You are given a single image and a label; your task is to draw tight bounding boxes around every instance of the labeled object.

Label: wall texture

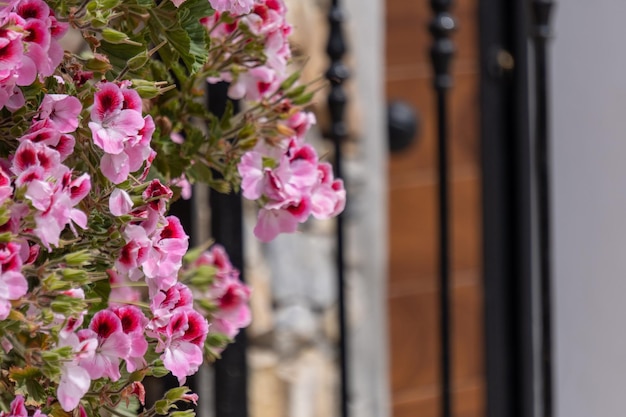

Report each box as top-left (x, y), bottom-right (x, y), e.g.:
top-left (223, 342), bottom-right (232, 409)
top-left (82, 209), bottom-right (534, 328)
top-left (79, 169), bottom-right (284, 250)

top-left (552, 2), bottom-right (626, 416)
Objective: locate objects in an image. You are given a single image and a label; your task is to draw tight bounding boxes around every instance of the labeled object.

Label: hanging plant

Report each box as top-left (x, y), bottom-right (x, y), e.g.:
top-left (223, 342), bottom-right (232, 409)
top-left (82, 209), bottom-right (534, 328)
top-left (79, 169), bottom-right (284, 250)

top-left (0, 0), bottom-right (345, 415)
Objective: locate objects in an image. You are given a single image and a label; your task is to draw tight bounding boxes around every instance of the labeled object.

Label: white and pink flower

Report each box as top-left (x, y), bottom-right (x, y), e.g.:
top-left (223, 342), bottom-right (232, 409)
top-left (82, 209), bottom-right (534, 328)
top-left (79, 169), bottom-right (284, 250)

top-left (89, 83), bottom-right (154, 184)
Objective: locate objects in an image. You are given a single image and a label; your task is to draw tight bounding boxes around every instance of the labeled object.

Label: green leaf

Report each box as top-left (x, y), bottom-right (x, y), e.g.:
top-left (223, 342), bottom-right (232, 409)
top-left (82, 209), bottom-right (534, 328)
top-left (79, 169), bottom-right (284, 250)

top-left (187, 162), bottom-right (214, 183)
top-left (148, 0), bottom-right (212, 73)
top-left (98, 40), bottom-right (146, 73)
top-left (279, 71), bottom-right (301, 91)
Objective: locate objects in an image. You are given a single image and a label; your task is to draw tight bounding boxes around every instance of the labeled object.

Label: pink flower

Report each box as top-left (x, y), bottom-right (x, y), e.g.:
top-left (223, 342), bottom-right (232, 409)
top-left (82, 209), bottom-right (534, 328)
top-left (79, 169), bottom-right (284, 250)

top-left (211, 279), bottom-right (251, 338)
top-left (157, 308), bottom-right (208, 385)
top-left (0, 241), bottom-right (28, 320)
top-left (209, 0), bottom-right (254, 15)
top-left (171, 175), bottom-right (192, 200)
top-left (115, 224), bottom-right (152, 281)
top-left (142, 179), bottom-right (172, 214)
top-left (1, 396), bottom-right (27, 417)
top-left (112, 306), bottom-right (148, 372)
top-left (253, 198), bottom-right (311, 242)
top-left (150, 283), bottom-right (194, 328)
top-left (15, 0), bottom-right (50, 21)
top-left (109, 188), bottom-right (133, 216)
top-left (0, 396), bottom-right (45, 417)
top-left (194, 244), bottom-right (237, 280)
top-left (285, 111), bottom-right (316, 140)
top-left (37, 94), bottom-right (82, 133)
top-left (89, 83), bottom-right (145, 155)
top-left (310, 163), bottom-right (346, 219)
top-left (21, 119), bottom-right (76, 160)
top-left (237, 151), bottom-right (264, 200)
top-left (142, 216), bottom-right (188, 293)
top-left (78, 310), bottom-right (131, 381)
top-left (89, 83), bottom-right (153, 184)
top-left (57, 333), bottom-right (97, 412)
top-left (228, 66), bottom-right (278, 101)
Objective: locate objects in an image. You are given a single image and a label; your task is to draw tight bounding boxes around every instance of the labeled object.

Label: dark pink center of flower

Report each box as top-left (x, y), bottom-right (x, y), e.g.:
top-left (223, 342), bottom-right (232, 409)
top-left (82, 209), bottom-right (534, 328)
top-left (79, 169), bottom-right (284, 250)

top-left (286, 199), bottom-right (309, 217)
top-left (120, 313), bottom-right (138, 333)
top-left (119, 244), bottom-right (134, 265)
top-left (219, 286), bottom-right (239, 309)
top-left (36, 151), bottom-right (51, 169)
top-left (266, 0), bottom-right (281, 11)
top-left (292, 146), bottom-right (316, 162)
top-left (0, 39), bottom-right (18, 63)
top-left (16, 147), bottom-right (37, 169)
top-left (17, 0), bottom-right (46, 20)
top-left (257, 81), bottom-right (271, 94)
top-left (253, 4), bottom-right (269, 21)
top-left (99, 92), bottom-right (116, 112)
top-left (89, 311), bottom-right (123, 340)
top-left (170, 313), bottom-right (187, 334)
top-left (182, 313), bottom-right (206, 346)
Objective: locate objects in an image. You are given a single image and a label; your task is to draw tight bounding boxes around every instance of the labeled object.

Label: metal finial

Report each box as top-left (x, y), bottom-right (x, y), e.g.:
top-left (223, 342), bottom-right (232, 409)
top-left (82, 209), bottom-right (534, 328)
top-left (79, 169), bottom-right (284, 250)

top-left (430, 0), bottom-right (456, 91)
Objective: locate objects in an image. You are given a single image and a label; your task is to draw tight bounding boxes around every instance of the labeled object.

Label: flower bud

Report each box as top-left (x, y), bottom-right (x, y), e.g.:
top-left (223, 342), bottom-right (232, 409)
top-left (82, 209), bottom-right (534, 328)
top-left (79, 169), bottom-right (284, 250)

top-left (101, 28), bottom-right (130, 44)
top-left (128, 51), bottom-right (150, 71)
top-left (61, 268), bottom-right (89, 283)
top-left (64, 250), bottom-right (91, 266)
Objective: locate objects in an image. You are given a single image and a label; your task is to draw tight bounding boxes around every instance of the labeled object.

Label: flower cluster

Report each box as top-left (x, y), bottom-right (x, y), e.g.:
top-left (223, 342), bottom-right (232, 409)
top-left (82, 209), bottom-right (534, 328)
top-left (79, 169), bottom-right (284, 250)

top-left (238, 111), bottom-right (346, 241)
top-left (0, 0), bottom-right (344, 415)
top-left (203, 0), bottom-right (292, 101)
top-left (0, 0), bottom-right (66, 111)
top-left (189, 245), bottom-right (251, 341)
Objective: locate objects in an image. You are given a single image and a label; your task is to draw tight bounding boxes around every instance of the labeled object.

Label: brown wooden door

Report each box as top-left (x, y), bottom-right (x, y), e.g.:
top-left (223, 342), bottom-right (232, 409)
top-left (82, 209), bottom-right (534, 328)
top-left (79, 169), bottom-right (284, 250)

top-left (385, 1), bottom-right (484, 416)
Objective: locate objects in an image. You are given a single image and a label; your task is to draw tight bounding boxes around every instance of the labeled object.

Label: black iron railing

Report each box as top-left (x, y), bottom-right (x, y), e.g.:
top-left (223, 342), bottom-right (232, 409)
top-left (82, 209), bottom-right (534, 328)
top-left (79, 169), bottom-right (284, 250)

top-left (429, 1), bottom-right (455, 416)
top-left (530, 2), bottom-right (555, 416)
top-left (325, 0), bottom-right (350, 416)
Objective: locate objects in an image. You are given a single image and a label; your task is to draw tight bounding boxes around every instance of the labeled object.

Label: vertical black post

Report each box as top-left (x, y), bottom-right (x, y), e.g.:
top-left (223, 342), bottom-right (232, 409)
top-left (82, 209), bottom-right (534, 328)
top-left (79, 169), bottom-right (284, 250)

top-left (429, 2), bottom-right (455, 417)
top-left (530, 2), bottom-right (555, 416)
top-left (325, 1), bottom-right (349, 417)
top-left (207, 82), bottom-right (248, 417)
top-left (479, 0), bottom-right (534, 416)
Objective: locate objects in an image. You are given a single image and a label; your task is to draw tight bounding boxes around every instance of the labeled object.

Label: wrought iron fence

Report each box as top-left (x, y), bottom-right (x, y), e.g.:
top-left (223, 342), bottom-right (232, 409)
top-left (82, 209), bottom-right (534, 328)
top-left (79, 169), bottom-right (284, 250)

top-left (174, 0), bottom-right (559, 417)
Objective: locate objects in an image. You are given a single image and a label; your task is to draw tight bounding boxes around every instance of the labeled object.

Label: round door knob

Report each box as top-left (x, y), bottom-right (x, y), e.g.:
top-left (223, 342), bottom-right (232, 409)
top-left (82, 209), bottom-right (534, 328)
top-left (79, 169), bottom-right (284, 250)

top-left (387, 100), bottom-right (420, 152)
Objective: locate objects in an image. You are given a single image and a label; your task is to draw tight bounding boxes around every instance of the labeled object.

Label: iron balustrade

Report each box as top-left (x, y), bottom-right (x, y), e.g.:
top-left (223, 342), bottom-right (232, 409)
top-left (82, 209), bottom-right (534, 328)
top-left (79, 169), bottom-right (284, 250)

top-left (325, 1), bottom-right (350, 417)
top-left (429, 1), bottom-right (455, 416)
top-left (530, 1), bottom-right (555, 416)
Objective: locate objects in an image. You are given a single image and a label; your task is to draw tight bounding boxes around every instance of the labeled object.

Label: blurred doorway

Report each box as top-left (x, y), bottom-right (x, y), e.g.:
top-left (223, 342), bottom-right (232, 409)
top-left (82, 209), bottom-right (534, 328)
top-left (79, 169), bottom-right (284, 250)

top-left (385, 1), bottom-right (484, 416)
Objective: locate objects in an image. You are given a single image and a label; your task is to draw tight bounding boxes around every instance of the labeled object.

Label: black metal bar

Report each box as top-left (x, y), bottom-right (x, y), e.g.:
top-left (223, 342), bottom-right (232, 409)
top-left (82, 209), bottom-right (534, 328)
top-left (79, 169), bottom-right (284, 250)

top-left (429, 2), bottom-right (455, 416)
top-left (207, 82), bottom-right (248, 417)
top-left (325, 1), bottom-right (349, 417)
top-left (479, 0), bottom-right (534, 416)
top-left (530, 2), bottom-right (555, 416)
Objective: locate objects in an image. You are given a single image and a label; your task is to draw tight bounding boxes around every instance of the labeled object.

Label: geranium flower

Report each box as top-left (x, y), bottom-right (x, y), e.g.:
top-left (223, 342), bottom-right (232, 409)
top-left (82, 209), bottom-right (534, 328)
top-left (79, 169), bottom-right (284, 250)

top-left (78, 310), bottom-right (131, 381)
top-left (57, 333), bottom-right (97, 412)
top-left (157, 308), bottom-right (208, 385)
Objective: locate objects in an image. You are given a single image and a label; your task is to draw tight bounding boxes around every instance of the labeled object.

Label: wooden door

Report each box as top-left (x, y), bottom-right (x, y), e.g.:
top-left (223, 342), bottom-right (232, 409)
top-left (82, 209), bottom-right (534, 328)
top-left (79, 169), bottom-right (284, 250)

top-left (385, 1), bottom-right (484, 416)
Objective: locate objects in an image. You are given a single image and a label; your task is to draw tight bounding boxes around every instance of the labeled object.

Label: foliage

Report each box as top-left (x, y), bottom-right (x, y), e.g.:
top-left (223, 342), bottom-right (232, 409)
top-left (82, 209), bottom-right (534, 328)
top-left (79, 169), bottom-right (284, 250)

top-left (0, 0), bottom-right (345, 416)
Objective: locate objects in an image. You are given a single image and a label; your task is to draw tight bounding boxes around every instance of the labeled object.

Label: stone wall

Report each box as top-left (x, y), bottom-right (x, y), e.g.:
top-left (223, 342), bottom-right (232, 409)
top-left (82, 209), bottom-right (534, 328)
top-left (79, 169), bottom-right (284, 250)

top-left (243, 0), bottom-right (390, 416)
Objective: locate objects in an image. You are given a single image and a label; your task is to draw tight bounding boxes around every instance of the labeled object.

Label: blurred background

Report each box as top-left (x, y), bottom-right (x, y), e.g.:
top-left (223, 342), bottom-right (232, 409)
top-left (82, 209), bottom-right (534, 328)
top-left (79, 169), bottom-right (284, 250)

top-left (188, 1), bottom-right (626, 417)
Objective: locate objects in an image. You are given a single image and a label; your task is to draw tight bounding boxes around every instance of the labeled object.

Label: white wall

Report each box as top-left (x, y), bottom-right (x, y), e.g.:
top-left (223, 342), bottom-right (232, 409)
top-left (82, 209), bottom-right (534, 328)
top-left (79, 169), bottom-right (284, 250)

top-left (553, 2), bottom-right (626, 416)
